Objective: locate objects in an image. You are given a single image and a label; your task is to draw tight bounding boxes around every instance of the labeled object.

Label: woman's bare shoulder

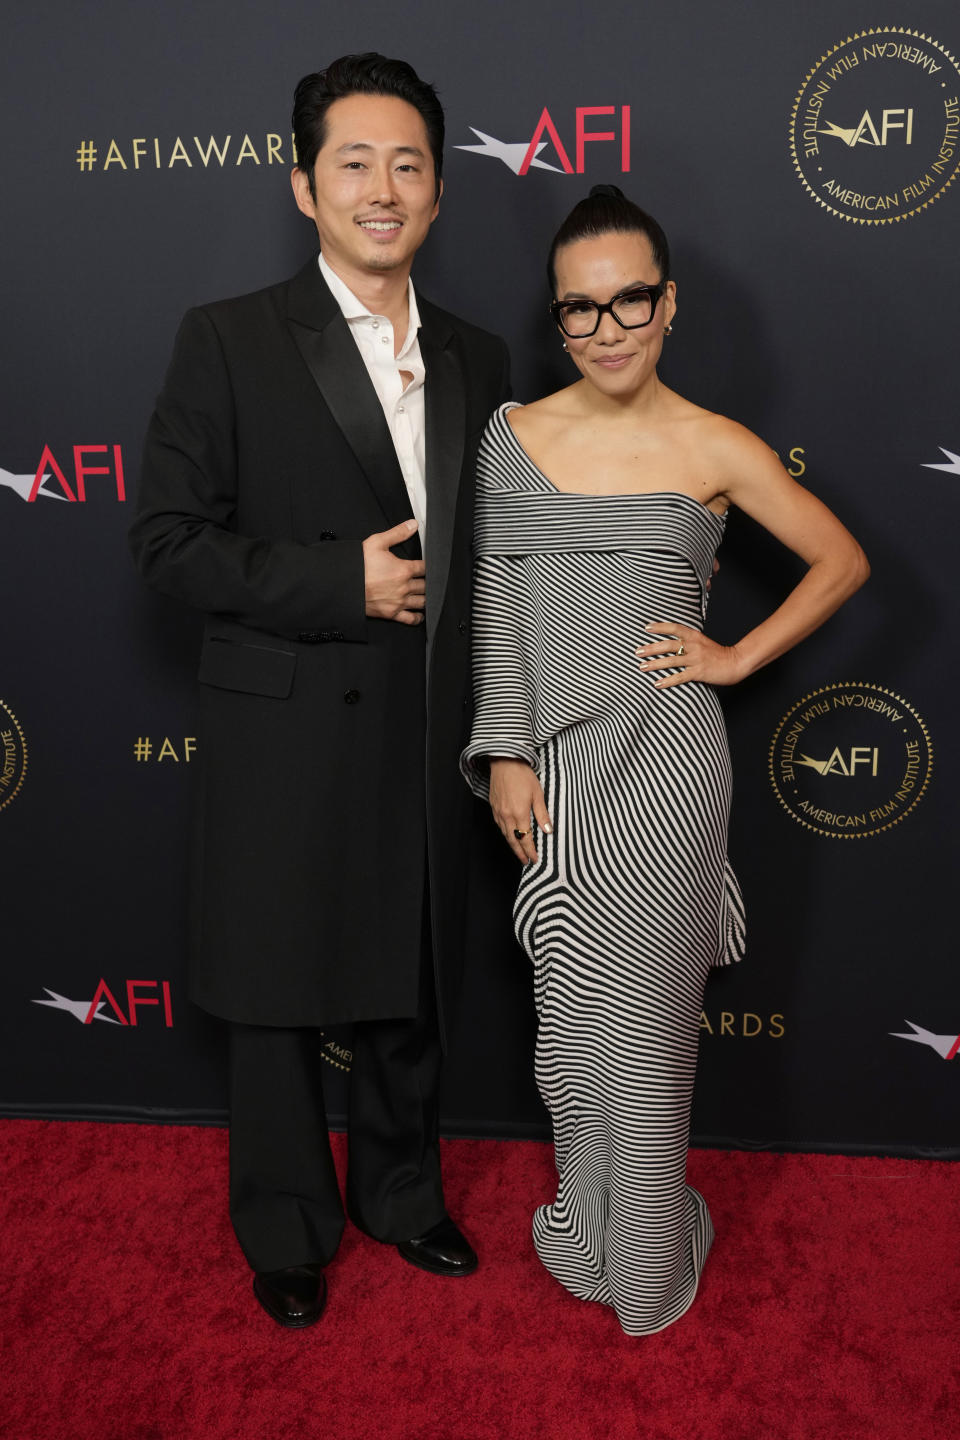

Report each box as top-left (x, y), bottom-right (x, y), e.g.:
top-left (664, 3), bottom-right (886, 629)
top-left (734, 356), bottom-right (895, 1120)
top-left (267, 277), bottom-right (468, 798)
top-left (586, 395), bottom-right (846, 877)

top-left (507, 386), bottom-right (583, 437)
top-left (697, 410), bottom-right (781, 469)
top-left (661, 392), bottom-right (773, 457)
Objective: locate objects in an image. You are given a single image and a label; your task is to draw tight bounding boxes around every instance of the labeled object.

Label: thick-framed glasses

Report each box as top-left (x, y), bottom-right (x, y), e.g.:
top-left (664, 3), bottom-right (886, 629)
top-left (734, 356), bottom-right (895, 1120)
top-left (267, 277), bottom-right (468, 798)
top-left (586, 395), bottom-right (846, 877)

top-left (550, 281), bottom-right (667, 338)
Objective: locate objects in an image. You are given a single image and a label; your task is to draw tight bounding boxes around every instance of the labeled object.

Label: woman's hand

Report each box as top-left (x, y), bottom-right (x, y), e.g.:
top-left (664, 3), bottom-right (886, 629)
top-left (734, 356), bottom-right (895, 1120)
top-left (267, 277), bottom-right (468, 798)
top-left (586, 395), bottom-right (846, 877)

top-left (635, 624), bottom-right (746, 689)
top-left (489, 758), bottom-right (553, 863)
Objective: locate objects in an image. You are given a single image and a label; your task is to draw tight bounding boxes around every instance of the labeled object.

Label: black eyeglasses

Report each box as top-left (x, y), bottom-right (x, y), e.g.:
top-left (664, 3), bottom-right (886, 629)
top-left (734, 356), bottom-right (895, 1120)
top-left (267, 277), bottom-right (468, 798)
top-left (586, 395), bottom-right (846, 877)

top-left (550, 282), bottom-right (667, 338)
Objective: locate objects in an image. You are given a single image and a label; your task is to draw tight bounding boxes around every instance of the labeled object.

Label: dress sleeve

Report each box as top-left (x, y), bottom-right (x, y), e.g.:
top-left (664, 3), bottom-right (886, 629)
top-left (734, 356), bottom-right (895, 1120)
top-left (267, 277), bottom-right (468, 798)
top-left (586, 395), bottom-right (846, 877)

top-left (460, 551), bottom-right (540, 800)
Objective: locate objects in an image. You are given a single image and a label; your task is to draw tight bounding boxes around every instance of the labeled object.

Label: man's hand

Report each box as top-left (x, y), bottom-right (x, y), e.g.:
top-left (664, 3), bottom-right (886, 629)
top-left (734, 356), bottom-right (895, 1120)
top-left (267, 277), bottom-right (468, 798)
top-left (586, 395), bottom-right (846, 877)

top-left (362, 519), bottom-right (426, 625)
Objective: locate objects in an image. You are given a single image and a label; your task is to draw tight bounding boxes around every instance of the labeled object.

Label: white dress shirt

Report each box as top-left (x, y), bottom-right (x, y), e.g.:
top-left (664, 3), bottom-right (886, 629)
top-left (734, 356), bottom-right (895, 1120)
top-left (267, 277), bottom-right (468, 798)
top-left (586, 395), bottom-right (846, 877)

top-left (318, 253), bottom-right (427, 540)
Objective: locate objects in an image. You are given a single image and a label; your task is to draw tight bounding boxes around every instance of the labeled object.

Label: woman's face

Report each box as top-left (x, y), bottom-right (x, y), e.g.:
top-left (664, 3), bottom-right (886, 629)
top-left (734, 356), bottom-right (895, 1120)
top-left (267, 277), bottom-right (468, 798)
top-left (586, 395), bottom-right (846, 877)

top-left (552, 229), bottom-right (676, 397)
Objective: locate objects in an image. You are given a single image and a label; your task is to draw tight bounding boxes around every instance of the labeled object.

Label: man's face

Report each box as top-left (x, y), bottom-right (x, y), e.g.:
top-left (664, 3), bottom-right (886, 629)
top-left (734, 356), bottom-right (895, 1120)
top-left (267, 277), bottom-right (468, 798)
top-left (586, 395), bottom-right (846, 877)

top-left (292, 93), bottom-right (441, 281)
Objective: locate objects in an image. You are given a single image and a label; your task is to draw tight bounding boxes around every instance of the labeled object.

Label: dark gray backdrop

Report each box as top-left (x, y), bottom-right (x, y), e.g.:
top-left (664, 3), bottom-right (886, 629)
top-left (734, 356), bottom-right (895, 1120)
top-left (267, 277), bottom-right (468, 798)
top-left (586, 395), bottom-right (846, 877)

top-left (2, 0), bottom-right (957, 1155)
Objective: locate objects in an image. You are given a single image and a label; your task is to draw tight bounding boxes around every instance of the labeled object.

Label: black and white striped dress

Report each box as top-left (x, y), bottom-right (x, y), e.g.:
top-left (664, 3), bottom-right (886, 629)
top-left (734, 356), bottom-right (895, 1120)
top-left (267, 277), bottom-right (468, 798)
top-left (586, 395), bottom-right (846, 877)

top-left (462, 404), bottom-right (745, 1336)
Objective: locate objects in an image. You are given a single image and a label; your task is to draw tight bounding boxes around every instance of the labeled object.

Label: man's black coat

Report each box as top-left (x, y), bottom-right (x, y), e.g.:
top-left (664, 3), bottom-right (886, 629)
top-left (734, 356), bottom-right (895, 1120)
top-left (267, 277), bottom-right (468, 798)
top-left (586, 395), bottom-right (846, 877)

top-left (131, 255), bottom-right (509, 1034)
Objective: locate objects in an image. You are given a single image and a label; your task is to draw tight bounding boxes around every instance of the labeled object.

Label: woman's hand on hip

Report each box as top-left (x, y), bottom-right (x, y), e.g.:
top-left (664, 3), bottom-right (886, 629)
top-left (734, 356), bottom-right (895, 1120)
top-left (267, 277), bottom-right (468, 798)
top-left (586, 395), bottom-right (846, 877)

top-left (489, 758), bottom-right (552, 863)
top-left (635, 623), bottom-right (746, 689)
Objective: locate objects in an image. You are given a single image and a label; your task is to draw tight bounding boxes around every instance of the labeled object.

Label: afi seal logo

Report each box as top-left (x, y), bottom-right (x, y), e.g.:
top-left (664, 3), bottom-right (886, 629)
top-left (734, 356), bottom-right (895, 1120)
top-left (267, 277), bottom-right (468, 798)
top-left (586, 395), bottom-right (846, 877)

top-left (319, 1031), bottom-right (353, 1072)
top-left (789, 28), bottom-right (960, 223)
top-left (0, 700), bottom-right (28, 813)
top-left (769, 683), bottom-right (932, 838)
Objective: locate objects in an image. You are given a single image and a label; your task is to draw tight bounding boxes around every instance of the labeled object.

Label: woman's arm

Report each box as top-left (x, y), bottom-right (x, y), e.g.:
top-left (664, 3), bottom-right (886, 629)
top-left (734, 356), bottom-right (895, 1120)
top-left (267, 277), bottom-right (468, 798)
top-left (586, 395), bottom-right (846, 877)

top-left (637, 421), bottom-right (869, 688)
top-left (461, 552), bottom-right (552, 861)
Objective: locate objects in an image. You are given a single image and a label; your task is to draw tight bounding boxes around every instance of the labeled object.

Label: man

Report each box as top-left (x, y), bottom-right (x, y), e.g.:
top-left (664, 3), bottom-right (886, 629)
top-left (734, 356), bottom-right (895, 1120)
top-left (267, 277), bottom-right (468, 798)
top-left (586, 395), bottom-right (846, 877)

top-left (129, 53), bottom-right (509, 1328)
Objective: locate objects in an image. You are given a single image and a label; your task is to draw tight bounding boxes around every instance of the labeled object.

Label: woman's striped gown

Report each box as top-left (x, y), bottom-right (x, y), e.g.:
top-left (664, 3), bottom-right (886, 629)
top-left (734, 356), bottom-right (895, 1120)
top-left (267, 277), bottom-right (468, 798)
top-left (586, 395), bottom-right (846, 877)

top-left (462, 404), bottom-right (745, 1336)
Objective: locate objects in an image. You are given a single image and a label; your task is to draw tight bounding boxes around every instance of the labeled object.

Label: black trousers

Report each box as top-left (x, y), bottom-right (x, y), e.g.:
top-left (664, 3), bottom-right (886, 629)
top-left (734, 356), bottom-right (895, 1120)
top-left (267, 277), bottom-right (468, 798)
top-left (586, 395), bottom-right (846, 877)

top-left (227, 944), bottom-right (444, 1273)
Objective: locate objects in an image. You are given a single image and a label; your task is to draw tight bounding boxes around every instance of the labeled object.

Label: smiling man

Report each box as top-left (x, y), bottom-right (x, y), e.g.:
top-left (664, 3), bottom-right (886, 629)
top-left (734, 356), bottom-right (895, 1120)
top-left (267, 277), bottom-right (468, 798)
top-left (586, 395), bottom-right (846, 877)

top-left (129, 54), bottom-right (509, 1328)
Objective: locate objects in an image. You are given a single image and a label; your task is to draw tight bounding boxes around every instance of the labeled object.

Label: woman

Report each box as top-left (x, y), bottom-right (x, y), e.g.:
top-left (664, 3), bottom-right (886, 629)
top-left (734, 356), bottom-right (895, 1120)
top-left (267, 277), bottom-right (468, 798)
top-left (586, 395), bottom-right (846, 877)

top-left (461, 186), bottom-right (868, 1336)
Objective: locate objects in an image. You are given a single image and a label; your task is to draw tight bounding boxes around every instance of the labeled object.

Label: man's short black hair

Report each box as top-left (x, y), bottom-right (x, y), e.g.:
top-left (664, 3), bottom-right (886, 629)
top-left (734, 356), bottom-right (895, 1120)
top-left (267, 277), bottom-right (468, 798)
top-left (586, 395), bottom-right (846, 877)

top-left (293, 52), bottom-right (444, 198)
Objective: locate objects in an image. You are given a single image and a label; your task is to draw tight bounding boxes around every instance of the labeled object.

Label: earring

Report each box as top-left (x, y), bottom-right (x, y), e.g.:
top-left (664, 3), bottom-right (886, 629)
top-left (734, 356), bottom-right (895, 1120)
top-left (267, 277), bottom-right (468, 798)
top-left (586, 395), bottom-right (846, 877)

top-left (663, 324), bottom-right (673, 336)
top-left (562, 341), bottom-right (568, 351)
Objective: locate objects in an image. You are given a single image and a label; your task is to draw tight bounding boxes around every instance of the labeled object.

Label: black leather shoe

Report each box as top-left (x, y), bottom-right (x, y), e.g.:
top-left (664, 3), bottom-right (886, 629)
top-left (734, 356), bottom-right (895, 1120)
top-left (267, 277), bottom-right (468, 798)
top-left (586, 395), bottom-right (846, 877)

top-left (252, 1264), bottom-right (327, 1328)
top-left (397, 1216), bottom-right (478, 1276)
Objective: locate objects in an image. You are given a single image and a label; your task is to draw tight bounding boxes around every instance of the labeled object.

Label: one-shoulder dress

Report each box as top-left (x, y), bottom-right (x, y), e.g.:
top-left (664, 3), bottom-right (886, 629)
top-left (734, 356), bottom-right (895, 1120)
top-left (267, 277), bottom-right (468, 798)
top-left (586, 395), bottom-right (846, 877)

top-left (461, 404), bottom-right (746, 1336)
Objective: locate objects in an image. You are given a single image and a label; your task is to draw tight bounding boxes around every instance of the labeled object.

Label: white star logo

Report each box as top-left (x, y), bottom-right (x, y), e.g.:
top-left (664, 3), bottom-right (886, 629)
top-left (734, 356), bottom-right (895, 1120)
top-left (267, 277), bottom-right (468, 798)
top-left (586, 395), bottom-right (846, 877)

top-left (454, 128), bottom-right (564, 176)
top-left (31, 988), bottom-right (121, 1024)
top-left (0, 466), bottom-right (67, 501)
top-left (922, 447), bottom-right (960, 475)
top-left (889, 1020), bottom-right (960, 1060)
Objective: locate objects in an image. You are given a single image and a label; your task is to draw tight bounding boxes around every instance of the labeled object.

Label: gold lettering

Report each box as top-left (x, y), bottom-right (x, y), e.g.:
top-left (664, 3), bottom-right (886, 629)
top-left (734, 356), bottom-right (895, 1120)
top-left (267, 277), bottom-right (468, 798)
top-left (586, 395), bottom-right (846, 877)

top-left (826, 54), bottom-right (858, 81)
top-left (235, 133), bottom-right (261, 165)
top-left (103, 139), bottom-right (127, 170)
top-left (903, 173), bottom-right (936, 202)
top-left (194, 134), bottom-right (232, 166)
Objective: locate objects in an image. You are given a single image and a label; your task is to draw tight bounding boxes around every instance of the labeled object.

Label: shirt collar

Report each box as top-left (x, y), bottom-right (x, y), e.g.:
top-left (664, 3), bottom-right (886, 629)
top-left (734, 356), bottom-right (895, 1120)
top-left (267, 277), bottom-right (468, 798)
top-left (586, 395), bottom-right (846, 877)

top-left (318, 252), bottom-right (421, 357)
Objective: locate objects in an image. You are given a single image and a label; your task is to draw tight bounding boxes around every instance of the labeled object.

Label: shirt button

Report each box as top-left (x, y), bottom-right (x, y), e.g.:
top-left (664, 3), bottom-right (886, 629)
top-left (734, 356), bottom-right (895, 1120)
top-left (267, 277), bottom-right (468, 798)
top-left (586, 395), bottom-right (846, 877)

top-left (344, 689), bottom-right (360, 705)
top-left (371, 320), bottom-right (379, 329)
top-left (381, 336), bottom-right (390, 345)
top-left (397, 404), bottom-right (405, 413)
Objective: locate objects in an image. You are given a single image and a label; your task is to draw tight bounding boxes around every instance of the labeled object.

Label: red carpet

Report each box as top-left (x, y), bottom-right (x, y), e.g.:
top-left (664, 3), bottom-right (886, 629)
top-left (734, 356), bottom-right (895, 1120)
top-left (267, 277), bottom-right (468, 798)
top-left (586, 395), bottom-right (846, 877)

top-left (1, 1120), bottom-right (957, 1439)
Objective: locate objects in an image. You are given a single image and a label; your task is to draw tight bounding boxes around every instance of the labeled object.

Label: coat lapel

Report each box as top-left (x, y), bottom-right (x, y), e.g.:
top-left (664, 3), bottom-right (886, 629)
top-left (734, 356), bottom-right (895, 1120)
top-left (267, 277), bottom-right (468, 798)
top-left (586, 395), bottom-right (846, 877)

top-left (285, 257), bottom-right (420, 558)
top-left (419, 301), bottom-right (465, 646)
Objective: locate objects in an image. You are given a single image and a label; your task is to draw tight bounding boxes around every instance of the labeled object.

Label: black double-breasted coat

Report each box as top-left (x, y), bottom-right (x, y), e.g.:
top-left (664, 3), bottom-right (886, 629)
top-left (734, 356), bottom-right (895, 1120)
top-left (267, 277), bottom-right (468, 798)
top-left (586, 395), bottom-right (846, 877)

top-left (130, 256), bottom-right (509, 1034)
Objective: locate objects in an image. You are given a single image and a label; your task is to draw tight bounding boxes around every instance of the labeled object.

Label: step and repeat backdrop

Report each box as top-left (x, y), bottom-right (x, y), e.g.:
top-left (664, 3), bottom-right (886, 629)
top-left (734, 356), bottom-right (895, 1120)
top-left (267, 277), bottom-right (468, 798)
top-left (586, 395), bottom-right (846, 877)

top-left (2, 1), bottom-right (957, 1155)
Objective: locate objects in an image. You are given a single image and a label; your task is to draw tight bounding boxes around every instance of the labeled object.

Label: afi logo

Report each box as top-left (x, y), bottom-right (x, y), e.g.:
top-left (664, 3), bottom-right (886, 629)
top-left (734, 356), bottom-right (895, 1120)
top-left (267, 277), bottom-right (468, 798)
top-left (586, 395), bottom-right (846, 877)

top-left (795, 746), bottom-right (879, 777)
top-left (821, 108), bottom-right (914, 147)
top-left (923, 446), bottom-right (960, 475)
top-left (890, 1021), bottom-right (960, 1061)
top-left (32, 980), bottom-right (174, 1026)
top-left (456, 106), bottom-right (631, 176)
top-left (0, 445), bottom-right (126, 502)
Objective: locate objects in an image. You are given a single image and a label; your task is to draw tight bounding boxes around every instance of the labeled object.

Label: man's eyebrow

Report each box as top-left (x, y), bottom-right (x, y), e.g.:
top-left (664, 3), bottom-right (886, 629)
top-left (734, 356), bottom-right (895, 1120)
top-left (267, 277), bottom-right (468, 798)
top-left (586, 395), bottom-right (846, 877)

top-left (335, 142), bottom-right (426, 157)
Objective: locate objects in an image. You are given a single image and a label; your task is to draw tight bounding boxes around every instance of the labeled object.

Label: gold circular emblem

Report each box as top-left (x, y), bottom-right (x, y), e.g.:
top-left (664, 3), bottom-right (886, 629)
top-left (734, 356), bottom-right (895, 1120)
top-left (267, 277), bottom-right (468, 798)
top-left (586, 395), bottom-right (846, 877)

top-left (0, 699), bottom-right (28, 813)
top-left (319, 1029), bottom-right (353, 1072)
top-left (789, 28), bottom-right (960, 224)
top-left (769, 682), bottom-right (932, 838)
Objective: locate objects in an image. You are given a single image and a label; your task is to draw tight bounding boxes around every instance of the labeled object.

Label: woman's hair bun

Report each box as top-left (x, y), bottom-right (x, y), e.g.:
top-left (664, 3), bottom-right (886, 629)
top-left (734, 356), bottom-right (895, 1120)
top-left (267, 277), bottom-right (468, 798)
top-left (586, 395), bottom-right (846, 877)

top-left (547, 186), bottom-right (671, 290)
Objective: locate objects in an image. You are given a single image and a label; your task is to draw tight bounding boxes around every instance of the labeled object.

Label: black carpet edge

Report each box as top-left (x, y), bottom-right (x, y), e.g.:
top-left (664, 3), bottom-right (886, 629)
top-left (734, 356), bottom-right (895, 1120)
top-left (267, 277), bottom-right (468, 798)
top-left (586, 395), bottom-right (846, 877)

top-left (0, 1102), bottom-right (957, 1160)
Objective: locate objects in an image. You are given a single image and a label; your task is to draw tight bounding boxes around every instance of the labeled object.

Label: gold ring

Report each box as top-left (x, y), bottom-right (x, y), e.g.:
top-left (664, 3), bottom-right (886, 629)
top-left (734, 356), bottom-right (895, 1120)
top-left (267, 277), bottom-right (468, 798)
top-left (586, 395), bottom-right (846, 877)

top-left (676, 642), bottom-right (685, 657)
top-left (513, 828), bottom-right (527, 840)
